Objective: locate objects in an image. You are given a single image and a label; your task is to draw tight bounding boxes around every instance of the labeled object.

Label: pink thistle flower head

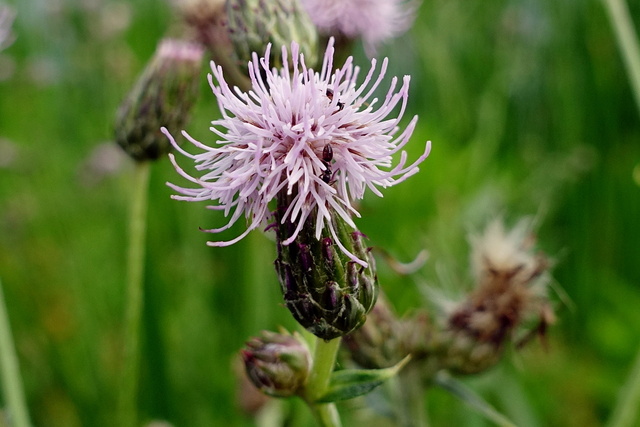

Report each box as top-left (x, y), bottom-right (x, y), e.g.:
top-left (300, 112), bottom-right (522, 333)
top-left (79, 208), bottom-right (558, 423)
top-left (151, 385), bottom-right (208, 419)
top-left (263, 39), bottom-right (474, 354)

top-left (163, 37), bottom-right (431, 265)
top-left (299, 0), bottom-right (417, 55)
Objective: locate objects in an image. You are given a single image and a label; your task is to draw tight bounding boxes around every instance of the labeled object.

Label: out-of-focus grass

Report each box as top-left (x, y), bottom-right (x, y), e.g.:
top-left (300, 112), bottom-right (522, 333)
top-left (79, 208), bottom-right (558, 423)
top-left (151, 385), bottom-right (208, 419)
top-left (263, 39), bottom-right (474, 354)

top-left (0, 0), bottom-right (639, 426)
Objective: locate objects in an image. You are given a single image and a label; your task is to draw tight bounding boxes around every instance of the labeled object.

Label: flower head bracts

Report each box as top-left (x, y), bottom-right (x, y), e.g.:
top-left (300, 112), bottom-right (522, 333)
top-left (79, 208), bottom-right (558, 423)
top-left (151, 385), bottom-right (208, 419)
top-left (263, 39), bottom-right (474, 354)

top-left (164, 38), bottom-right (431, 265)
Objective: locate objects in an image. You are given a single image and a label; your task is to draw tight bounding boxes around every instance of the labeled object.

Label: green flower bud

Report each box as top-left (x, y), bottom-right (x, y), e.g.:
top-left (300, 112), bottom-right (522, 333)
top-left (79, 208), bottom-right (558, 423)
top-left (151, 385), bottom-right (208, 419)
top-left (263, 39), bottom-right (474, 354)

top-left (274, 192), bottom-right (379, 340)
top-left (226, 0), bottom-right (318, 72)
top-left (115, 38), bottom-right (204, 162)
top-left (241, 330), bottom-right (311, 398)
top-left (342, 295), bottom-right (403, 369)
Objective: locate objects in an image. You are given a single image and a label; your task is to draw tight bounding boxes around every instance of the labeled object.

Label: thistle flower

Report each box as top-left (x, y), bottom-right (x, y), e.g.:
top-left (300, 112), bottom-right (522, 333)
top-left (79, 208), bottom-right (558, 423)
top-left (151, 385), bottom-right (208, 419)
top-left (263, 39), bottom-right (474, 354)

top-left (299, 0), bottom-right (416, 55)
top-left (164, 38), bottom-right (431, 265)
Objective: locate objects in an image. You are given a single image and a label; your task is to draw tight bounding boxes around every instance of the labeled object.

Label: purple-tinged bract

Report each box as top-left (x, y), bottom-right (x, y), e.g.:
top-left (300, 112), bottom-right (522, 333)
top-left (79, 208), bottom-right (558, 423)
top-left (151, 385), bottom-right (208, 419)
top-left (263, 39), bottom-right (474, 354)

top-left (164, 38), bottom-right (431, 264)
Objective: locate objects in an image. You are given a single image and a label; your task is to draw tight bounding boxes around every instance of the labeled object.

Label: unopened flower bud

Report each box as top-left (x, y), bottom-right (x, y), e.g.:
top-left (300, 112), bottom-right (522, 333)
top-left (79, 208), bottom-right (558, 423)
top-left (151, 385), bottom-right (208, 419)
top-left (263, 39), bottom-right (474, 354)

top-left (226, 0), bottom-right (318, 72)
top-left (342, 295), bottom-right (402, 369)
top-left (115, 38), bottom-right (204, 161)
top-left (275, 192), bottom-right (378, 340)
top-left (241, 330), bottom-right (311, 398)
top-left (178, 0), bottom-right (230, 56)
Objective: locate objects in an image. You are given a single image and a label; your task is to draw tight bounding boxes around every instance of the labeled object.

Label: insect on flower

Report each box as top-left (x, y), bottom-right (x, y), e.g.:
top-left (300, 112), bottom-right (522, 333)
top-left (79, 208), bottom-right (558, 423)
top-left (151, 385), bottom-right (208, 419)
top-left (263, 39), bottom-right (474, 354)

top-left (321, 143), bottom-right (333, 184)
top-left (325, 89), bottom-right (344, 111)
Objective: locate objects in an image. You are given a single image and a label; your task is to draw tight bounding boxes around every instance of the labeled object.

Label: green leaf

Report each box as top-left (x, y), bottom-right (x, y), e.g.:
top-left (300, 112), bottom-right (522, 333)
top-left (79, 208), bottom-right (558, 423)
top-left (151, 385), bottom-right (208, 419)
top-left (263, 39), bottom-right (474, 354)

top-left (434, 371), bottom-right (518, 427)
top-left (316, 355), bottom-right (411, 403)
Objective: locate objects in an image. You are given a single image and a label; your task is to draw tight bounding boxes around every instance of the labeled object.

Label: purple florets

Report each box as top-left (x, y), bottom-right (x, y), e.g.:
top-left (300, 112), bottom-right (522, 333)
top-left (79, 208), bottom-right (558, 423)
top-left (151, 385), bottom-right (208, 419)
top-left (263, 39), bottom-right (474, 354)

top-left (164, 38), bottom-right (430, 263)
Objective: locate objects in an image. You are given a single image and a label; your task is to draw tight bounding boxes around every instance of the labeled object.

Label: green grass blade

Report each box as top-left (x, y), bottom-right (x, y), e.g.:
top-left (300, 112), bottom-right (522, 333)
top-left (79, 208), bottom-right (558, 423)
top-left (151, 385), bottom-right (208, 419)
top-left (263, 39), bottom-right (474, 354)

top-left (435, 371), bottom-right (517, 427)
top-left (0, 279), bottom-right (32, 427)
top-left (607, 346), bottom-right (640, 427)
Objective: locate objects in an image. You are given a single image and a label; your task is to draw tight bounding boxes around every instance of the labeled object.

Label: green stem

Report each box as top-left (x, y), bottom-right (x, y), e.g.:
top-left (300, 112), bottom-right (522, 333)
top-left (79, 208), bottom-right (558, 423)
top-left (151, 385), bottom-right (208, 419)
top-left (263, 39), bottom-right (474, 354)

top-left (607, 345), bottom-right (640, 427)
top-left (304, 337), bottom-right (342, 427)
top-left (603, 0), bottom-right (640, 115)
top-left (118, 160), bottom-right (151, 427)
top-left (0, 279), bottom-right (32, 427)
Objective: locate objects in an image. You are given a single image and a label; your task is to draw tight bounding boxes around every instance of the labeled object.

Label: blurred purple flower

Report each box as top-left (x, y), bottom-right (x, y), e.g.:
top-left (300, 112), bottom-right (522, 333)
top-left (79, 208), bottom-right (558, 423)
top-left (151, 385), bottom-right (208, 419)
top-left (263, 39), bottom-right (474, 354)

top-left (163, 38), bottom-right (430, 262)
top-left (300, 0), bottom-right (416, 54)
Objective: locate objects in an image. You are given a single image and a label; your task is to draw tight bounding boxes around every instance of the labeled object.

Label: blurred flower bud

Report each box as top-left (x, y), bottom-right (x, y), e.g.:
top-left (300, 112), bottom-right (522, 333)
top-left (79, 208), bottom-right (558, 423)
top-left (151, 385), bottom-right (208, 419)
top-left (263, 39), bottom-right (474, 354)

top-left (241, 330), bottom-right (311, 398)
top-left (342, 295), bottom-right (403, 369)
top-left (178, 0), bottom-right (229, 52)
top-left (177, 0), bottom-right (252, 90)
top-left (275, 193), bottom-right (379, 340)
top-left (226, 0), bottom-right (318, 72)
top-left (115, 38), bottom-right (204, 161)
top-left (442, 219), bottom-right (555, 374)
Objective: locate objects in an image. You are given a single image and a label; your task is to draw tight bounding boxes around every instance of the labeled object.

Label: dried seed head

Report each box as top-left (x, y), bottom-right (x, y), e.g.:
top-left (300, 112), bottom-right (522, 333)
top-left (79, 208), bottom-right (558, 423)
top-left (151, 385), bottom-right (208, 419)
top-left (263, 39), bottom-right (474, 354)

top-left (442, 218), bottom-right (555, 374)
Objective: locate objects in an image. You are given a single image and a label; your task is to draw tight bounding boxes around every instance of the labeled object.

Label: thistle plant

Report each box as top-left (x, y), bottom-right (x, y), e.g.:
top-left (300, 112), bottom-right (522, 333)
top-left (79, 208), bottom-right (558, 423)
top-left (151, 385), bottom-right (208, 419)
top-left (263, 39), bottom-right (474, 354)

top-left (164, 36), bottom-right (430, 425)
top-left (139, 2), bottom-right (561, 426)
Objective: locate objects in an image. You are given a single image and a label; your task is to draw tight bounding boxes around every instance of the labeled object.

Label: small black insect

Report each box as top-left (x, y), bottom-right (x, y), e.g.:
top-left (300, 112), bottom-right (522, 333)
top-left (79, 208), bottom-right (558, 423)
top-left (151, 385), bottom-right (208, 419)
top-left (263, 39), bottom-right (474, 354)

top-left (321, 166), bottom-right (332, 184)
top-left (322, 143), bottom-right (333, 163)
top-left (321, 143), bottom-right (333, 183)
top-left (325, 89), bottom-right (344, 111)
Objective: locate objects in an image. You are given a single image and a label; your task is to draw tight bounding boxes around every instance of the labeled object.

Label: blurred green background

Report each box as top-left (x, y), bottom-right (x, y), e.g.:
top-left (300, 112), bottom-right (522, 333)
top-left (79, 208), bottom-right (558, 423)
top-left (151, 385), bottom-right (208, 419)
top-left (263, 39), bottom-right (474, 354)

top-left (1, 0), bottom-right (639, 426)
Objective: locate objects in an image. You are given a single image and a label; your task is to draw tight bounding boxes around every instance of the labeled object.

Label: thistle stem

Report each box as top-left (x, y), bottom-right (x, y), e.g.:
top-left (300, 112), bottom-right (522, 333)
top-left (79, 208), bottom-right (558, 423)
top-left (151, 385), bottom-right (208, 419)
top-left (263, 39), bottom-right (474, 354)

top-left (118, 160), bottom-right (151, 427)
top-left (305, 337), bottom-right (342, 427)
top-left (0, 279), bottom-right (32, 427)
top-left (602, 0), bottom-right (640, 115)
